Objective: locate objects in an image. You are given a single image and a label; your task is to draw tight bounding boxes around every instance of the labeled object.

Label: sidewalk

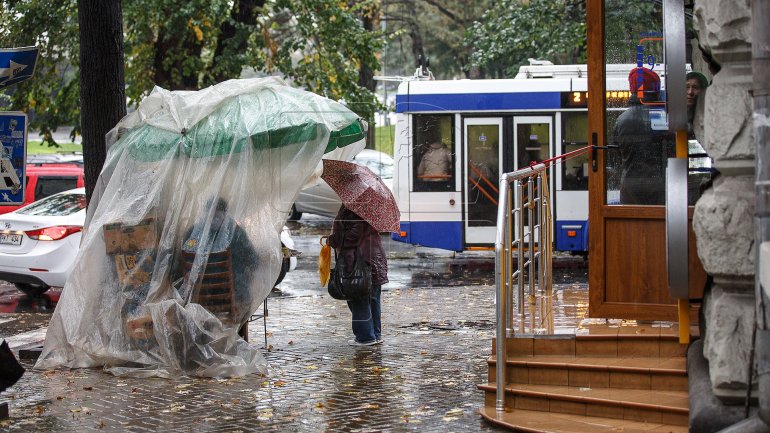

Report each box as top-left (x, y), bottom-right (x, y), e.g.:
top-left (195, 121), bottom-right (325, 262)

top-left (0, 284), bottom-right (529, 432)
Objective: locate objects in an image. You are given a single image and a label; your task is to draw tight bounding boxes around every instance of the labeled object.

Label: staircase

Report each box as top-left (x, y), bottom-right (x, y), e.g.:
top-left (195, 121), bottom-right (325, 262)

top-left (479, 328), bottom-right (690, 432)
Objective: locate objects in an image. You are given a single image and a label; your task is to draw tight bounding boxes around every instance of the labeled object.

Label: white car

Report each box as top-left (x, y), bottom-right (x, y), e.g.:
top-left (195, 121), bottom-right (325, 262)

top-left (0, 187), bottom-right (297, 296)
top-left (289, 149), bottom-right (394, 220)
top-left (0, 187), bottom-right (86, 297)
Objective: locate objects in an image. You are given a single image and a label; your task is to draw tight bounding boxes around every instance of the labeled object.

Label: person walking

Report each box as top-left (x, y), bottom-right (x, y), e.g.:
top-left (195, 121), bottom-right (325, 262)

top-left (328, 205), bottom-right (388, 346)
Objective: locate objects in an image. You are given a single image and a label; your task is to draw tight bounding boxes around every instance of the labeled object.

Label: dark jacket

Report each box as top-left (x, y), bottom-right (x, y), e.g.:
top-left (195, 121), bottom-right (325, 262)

top-left (328, 206), bottom-right (388, 286)
top-left (613, 95), bottom-right (675, 205)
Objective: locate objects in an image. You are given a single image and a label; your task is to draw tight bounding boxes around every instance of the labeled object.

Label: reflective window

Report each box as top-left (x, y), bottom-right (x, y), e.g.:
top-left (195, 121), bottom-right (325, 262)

top-left (467, 122), bottom-right (500, 227)
top-left (562, 113), bottom-right (589, 191)
top-left (604, 2), bottom-right (674, 205)
top-left (35, 176), bottom-right (79, 201)
top-left (412, 114), bottom-right (455, 192)
top-left (19, 192), bottom-right (86, 216)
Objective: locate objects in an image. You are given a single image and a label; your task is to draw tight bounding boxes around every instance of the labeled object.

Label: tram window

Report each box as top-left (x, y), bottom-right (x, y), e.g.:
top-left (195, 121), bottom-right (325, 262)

top-left (413, 114), bottom-right (455, 192)
top-left (562, 113), bottom-right (589, 191)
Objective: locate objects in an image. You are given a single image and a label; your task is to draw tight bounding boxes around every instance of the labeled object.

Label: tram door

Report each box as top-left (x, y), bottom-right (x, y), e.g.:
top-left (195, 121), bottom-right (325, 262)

top-left (512, 116), bottom-right (554, 236)
top-left (464, 118), bottom-right (502, 244)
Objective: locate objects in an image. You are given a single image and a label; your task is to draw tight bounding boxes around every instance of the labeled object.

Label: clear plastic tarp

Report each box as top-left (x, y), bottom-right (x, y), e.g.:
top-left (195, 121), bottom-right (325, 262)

top-left (35, 77), bottom-right (365, 378)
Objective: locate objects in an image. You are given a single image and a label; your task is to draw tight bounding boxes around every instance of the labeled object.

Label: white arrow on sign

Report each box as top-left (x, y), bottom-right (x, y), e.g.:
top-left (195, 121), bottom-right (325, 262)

top-left (0, 60), bottom-right (27, 80)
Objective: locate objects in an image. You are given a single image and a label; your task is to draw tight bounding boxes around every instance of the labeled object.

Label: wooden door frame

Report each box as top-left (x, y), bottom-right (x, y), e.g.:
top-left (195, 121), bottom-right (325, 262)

top-left (586, 0), bottom-right (704, 321)
top-left (587, 0), bottom-right (610, 317)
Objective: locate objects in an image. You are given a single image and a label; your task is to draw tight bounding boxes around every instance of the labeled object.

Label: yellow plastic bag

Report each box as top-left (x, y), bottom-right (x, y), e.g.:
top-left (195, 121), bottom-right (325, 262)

top-left (318, 236), bottom-right (331, 286)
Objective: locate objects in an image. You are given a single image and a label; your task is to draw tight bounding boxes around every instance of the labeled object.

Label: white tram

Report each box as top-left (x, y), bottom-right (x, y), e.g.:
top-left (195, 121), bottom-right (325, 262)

top-left (389, 61), bottom-right (650, 252)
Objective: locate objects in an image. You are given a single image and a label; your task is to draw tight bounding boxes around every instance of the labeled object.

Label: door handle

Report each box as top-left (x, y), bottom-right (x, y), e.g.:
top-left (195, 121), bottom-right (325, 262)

top-left (590, 131), bottom-right (618, 172)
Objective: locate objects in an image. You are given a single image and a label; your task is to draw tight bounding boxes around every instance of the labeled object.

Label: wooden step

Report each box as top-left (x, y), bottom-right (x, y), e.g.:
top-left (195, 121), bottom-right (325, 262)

top-left (479, 383), bottom-right (688, 426)
top-left (479, 404), bottom-right (688, 433)
top-left (493, 333), bottom-right (688, 359)
top-left (487, 355), bottom-right (687, 391)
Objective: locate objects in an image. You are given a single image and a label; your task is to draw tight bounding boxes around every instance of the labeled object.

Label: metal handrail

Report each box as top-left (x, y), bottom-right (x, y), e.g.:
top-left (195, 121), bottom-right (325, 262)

top-left (494, 162), bottom-right (554, 411)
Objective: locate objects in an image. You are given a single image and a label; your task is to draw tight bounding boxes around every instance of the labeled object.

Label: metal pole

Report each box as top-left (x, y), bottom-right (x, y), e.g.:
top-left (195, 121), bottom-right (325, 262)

top-left (527, 177), bottom-right (535, 331)
top-left (518, 180), bottom-right (525, 333)
top-left (506, 188), bottom-right (514, 334)
top-left (536, 175), bottom-right (543, 330)
top-left (495, 174), bottom-right (511, 411)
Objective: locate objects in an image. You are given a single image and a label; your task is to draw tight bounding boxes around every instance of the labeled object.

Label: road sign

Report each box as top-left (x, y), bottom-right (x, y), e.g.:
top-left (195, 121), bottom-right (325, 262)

top-left (0, 46), bottom-right (39, 90)
top-left (0, 112), bottom-right (27, 205)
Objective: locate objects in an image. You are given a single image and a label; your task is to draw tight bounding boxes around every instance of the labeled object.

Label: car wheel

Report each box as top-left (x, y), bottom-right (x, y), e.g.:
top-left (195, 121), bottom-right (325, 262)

top-left (14, 283), bottom-right (50, 297)
top-left (288, 204), bottom-right (302, 221)
top-left (274, 258), bottom-right (290, 287)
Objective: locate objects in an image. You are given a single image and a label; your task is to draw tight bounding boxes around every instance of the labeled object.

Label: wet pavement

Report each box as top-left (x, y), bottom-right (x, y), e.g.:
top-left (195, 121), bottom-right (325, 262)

top-left (0, 214), bottom-right (588, 432)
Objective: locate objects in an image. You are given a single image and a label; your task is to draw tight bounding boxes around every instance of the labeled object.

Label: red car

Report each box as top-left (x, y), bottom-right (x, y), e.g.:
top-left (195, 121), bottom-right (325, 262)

top-left (0, 164), bottom-right (85, 215)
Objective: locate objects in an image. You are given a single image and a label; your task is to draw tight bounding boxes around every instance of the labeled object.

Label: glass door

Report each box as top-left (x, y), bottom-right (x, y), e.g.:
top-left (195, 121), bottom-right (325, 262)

top-left (464, 118), bottom-right (502, 244)
top-left (513, 116), bottom-right (553, 229)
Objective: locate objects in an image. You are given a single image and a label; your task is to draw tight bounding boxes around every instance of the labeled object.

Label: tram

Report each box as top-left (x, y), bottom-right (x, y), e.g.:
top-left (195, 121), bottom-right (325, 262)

top-left (389, 61), bottom-right (652, 252)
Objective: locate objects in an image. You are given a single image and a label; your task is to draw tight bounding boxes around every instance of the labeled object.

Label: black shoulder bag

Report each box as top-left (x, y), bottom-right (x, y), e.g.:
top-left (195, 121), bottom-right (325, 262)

top-left (328, 235), bottom-right (372, 301)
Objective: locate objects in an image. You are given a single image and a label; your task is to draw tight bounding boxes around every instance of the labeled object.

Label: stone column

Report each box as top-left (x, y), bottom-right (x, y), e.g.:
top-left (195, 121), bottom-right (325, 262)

top-left (692, 0), bottom-right (755, 402)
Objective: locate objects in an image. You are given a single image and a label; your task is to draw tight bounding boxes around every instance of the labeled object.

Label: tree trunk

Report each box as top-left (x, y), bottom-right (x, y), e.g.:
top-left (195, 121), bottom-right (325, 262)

top-left (77, 0), bottom-right (126, 204)
top-left (359, 6), bottom-right (378, 149)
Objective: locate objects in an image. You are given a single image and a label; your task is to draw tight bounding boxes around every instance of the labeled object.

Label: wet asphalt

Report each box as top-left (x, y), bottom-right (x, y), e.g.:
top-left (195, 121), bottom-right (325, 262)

top-left (0, 214), bottom-right (587, 332)
top-left (0, 213), bottom-right (589, 432)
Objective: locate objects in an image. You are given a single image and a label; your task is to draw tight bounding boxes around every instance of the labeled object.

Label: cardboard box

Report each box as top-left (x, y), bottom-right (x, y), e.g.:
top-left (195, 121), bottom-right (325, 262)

top-left (104, 218), bottom-right (158, 254)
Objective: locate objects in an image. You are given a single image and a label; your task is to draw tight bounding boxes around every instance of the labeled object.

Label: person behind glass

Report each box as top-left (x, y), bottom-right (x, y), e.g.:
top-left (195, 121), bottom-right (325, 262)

top-left (328, 205), bottom-right (388, 346)
top-left (614, 67), bottom-right (674, 205)
top-left (686, 71), bottom-right (708, 138)
top-left (417, 141), bottom-right (452, 182)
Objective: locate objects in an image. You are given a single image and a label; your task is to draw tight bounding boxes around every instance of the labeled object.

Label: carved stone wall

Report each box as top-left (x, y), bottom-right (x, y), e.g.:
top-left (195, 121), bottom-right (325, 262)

top-left (692, 0), bottom-right (755, 401)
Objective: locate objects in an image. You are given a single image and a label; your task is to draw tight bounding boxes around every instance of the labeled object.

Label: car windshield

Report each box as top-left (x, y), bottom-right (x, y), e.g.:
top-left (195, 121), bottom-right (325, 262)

top-left (18, 192), bottom-right (86, 216)
top-left (358, 159), bottom-right (393, 179)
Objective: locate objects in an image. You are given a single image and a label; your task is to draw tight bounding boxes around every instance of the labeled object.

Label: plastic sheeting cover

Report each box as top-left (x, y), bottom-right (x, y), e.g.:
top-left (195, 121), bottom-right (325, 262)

top-left (35, 77), bottom-right (366, 378)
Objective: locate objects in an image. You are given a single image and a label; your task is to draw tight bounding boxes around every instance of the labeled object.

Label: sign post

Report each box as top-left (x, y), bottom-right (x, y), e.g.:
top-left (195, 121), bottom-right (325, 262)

top-left (0, 46), bottom-right (38, 90)
top-left (0, 46), bottom-right (37, 206)
top-left (0, 112), bottom-right (27, 205)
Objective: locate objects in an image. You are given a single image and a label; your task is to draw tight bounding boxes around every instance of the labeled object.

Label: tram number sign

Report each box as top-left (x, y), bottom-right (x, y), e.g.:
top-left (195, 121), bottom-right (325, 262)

top-left (561, 91), bottom-right (631, 108)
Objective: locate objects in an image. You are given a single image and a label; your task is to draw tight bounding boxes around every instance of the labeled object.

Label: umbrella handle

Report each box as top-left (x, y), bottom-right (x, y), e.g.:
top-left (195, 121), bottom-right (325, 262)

top-left (320, 235), bottom-right (329, 246)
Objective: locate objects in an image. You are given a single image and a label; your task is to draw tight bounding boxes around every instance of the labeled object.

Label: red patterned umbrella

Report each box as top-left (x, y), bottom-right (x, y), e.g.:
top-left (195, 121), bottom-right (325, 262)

top-left (321, 159), bottom-right (400, 232)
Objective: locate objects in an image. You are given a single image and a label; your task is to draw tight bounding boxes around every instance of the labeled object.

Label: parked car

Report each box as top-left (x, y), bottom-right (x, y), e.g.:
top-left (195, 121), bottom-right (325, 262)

top-left (0, 186), bottom-right (298, 297)
top-left (26, 153), bottom-right (83, 165)
top-left (289, 149), bottom-right (394, 220)
top-left (0, 163), bottom-right (85, 215)
top-left (0, 188), bottom-right (86, 297)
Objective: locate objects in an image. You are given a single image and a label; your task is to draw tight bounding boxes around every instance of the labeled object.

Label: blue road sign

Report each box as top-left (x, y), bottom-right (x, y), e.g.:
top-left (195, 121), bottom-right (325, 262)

top-left (0, 46), bottom-right (39, 90)
top-left (0, 112), bottom-right (27, 205)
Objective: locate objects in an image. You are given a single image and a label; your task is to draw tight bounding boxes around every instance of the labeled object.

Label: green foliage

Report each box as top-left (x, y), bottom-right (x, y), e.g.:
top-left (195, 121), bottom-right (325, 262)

top-left (268, 0), bottom-right (385, 123)
top-left (1, 0), bottom-right (384, 145)
top-left (27, 140), bottom-right (82, 154)
top-left (374, 124), bottom-right (394, 156)
top-left (466, 0), bottom-right (587, 78)
top-left (0, 0), bottom-right (82, 144)
top-left (381, 0), bottom-right (495, 80)
top-left (604, 0), bottom-right (662, 65)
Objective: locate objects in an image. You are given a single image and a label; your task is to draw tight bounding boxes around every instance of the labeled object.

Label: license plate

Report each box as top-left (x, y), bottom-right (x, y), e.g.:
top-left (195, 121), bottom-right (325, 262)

top-left (0, 233), bottom-right (22, 246)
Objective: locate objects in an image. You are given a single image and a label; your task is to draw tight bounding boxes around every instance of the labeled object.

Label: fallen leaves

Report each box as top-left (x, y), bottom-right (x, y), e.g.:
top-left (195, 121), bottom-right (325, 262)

top-left (371, 366), bottom-right (389, 375)
top-left (160, 403), bottom-right (186, 413)
top-left (442, 407), bottom-right (463, 421)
